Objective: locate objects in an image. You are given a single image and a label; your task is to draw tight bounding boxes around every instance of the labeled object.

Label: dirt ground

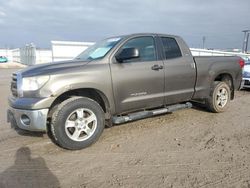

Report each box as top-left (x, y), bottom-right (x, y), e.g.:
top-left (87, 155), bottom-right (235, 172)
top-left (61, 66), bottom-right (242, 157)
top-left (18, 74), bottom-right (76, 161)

top-left (0, 68), bottom-right (250, 188)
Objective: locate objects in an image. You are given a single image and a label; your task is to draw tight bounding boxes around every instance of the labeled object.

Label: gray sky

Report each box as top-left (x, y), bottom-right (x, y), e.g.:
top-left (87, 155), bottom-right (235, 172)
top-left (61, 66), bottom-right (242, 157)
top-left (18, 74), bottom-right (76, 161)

top-left (0, 0), bottom-right (249, 49)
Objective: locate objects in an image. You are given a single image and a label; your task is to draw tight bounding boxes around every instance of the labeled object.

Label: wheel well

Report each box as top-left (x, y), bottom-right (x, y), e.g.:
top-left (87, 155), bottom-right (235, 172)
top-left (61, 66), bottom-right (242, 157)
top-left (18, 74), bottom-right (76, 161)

top-left (214, 73), bottom-right (234, 100)
top-left (48, 88), bottom-right (110, 118)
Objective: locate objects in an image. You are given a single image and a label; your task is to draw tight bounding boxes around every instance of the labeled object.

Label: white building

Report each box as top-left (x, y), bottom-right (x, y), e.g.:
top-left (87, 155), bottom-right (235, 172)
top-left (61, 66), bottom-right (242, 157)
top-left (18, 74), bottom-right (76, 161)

top-left (1, 41), bottom-right (249, 66)
top-left (51, 41), bottom-right (94, 62)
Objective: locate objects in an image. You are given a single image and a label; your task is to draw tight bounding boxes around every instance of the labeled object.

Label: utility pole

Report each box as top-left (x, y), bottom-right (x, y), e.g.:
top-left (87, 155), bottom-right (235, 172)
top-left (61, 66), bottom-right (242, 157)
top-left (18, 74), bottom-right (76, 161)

top-left (242, 30), bottom-right (250, 53)
top-left (202, 36), bottom-right (206, 49)
top-left (245, 33), bottom-right (249, 53)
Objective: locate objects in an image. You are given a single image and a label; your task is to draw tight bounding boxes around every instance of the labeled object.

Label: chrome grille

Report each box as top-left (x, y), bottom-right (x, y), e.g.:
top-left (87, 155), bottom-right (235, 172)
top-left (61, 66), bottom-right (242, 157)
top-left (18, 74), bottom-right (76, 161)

top-left (245, 80), bottom-right (250, 86)
top-left (11, 73), bottom-right (18, 97)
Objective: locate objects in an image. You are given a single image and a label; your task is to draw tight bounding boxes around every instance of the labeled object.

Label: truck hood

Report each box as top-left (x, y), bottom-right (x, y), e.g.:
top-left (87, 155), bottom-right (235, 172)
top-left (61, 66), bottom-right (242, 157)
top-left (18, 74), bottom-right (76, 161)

top-left (19, 60), bottom-right (90, 77)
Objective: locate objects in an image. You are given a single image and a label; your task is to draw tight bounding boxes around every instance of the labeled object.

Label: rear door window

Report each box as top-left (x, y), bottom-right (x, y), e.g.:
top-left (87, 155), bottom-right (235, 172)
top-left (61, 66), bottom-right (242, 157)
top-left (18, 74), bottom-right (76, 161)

top-left (161, 37), bottom-right (182, 59)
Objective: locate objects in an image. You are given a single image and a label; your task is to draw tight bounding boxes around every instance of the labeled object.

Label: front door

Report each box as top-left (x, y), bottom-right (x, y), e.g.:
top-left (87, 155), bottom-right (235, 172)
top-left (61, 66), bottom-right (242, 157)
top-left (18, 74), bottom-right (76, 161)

top-left (110, 36), bottom-right (165, 114)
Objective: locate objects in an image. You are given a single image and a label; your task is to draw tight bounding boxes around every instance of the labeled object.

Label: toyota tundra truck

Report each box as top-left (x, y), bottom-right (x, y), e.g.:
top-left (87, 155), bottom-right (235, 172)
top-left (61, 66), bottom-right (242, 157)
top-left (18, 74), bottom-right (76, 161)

top-left (7, 33), bottom-right (244, 150)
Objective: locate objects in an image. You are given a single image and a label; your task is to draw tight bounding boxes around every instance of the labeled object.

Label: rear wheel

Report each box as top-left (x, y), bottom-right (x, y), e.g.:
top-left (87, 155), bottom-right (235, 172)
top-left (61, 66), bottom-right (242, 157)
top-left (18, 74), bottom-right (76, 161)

top-left (50, 97), bottom-right (105, 150)
top-left (206, 81), bottom-right (231, 113)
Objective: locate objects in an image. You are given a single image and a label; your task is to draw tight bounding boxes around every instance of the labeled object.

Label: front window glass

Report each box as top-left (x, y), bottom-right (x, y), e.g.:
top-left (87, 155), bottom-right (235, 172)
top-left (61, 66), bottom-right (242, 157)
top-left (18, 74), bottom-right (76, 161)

top-left (75, 37), bottom-right (122, 61)
top-left (120, 36), bottom-right (157, 62)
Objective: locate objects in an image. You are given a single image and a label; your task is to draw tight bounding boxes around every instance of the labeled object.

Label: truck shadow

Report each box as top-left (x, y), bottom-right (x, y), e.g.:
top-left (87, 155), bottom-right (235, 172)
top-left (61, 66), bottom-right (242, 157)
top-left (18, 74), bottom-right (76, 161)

top-left (14, 128), bottom-right (45, 138)
top-left (0, 147), bottom-right (60, 188)
top-left (241, 88), bottom-right (250, 92)
top-left (191, 102), bottom-right (210, 113)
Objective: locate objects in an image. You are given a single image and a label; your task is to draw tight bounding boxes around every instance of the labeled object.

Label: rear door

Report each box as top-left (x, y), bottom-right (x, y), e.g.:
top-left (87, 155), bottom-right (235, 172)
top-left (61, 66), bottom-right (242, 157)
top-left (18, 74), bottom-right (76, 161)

top-left (160, 36), bottom-right (196, 105)
top-left (110, 36), bottom-right (165, 114)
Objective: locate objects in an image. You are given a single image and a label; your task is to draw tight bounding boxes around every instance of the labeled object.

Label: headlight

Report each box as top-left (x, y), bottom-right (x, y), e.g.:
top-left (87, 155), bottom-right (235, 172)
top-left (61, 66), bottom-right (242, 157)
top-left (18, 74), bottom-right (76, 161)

top-left (21, 76), bottom-right (50, 91)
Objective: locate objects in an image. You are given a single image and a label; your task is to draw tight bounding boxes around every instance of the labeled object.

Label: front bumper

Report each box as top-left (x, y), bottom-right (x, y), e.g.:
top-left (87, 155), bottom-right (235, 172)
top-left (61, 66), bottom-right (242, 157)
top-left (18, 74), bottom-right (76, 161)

top-left (8, 95), bottom-right (55, 110)
top-left (7, 107), bottom-right (48, 132)
top-left (241, 78), bottom-right (250, 88)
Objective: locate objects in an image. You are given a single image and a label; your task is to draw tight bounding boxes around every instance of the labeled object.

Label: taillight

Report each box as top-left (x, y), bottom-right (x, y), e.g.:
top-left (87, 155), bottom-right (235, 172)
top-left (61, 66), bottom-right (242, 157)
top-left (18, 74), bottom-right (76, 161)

top-left (239, 58), bottom-right (245, 69)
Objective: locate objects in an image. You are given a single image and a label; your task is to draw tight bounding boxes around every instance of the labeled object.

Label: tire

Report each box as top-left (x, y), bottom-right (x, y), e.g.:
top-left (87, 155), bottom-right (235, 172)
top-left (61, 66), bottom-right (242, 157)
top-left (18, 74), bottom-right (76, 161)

top-left (206, 81), bottom-right (231, 113)
top-left (50, 96), bottom-right (105, 150)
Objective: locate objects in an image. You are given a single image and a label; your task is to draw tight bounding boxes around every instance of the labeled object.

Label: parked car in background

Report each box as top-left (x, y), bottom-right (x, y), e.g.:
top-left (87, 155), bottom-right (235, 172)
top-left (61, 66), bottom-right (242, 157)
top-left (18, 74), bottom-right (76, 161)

top-left (242, 60), bottom-right (250, 88)
top-left (0, 56), bottom-right (8, 63)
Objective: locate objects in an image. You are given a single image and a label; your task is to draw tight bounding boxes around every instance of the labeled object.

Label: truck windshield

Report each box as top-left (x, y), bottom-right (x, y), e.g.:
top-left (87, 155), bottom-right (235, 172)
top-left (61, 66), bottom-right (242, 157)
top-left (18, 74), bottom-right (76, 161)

top-left (75, 37), bottom-right (122, 61)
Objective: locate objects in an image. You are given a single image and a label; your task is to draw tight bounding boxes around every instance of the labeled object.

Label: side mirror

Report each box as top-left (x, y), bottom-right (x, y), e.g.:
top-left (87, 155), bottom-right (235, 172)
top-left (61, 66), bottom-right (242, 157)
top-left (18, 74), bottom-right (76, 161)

top-left (116, 48), bottom-right (139, 62)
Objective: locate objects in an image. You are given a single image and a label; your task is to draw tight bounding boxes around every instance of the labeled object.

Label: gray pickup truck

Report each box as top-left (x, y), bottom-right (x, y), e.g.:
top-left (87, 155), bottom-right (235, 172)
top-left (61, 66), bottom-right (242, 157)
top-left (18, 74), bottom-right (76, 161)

top-left (8, 33), bottom-right (244, 150)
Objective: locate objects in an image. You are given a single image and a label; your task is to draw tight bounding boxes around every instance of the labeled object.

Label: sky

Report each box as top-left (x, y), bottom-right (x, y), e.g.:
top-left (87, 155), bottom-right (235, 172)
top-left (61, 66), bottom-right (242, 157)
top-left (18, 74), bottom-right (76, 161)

top-left (0, 0), bottom-right (249, 49)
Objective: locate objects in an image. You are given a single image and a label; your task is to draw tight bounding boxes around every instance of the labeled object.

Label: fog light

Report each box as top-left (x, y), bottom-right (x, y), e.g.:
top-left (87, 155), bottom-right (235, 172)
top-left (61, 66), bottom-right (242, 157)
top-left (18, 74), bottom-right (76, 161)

top-left (21, 114), bottom-right (31, 126)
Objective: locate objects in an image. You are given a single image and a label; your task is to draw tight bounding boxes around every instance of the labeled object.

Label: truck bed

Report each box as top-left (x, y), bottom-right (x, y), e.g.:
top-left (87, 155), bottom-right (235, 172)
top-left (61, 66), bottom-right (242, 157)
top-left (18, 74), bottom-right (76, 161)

top-left (192, 56), bottom-right (242, 100)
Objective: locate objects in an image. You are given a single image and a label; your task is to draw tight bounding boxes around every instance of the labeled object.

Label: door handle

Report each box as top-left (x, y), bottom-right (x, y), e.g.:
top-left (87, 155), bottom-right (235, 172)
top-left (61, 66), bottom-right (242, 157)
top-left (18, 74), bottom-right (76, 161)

top-left (151, 64), bottom-right (163, 70)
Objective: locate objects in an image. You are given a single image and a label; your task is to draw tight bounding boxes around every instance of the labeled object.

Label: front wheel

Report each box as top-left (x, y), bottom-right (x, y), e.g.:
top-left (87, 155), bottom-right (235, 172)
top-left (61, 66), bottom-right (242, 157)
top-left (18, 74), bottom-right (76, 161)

top-left (206, 81), bottom-right (231, 113)
top-left (50, 97), bottom-right (105, 150)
